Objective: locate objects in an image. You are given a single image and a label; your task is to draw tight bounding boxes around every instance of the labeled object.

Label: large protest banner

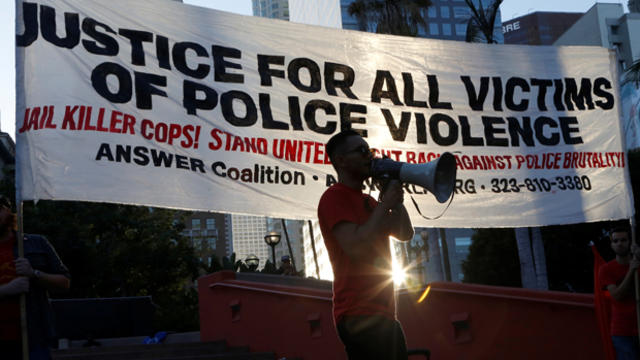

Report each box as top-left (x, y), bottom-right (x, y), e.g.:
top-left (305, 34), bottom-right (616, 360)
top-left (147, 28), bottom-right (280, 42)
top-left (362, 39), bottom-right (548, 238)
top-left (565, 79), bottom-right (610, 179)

top-left (15, 0), bottom-right (634, 228)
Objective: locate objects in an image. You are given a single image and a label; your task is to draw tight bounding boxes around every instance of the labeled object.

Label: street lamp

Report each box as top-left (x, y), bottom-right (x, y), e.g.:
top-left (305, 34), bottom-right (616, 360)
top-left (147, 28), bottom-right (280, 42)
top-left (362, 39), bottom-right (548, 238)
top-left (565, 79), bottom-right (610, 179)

top-left (245, 254), bottom-right (259, 271)
top-left (264, 231), bottom-right (281, 267)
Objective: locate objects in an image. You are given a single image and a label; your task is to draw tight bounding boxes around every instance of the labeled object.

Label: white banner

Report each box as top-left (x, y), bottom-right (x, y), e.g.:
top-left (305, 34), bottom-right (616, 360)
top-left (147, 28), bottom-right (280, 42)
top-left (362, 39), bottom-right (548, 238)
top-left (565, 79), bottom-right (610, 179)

top-left (15, 0), bottom-right (634, 227)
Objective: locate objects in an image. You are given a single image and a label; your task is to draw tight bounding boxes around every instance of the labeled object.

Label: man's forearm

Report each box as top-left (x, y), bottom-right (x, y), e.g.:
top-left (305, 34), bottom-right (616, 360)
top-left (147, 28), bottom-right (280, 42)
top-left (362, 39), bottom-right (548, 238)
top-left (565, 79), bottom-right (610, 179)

top-left (611, 268), bottom-right (637, 301)
top-left (35, 271), bottom-right (70, 292)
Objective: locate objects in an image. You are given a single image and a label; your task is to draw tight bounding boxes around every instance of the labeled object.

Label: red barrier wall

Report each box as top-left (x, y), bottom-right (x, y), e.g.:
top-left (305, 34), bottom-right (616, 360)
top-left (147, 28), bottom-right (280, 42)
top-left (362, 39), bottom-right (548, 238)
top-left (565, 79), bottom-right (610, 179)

top-left (198, 272), bottom-right (604, 359)
top-left (398, 282), bottom-right (604, 360)
top-left (198, 271), bottom-right (344, 360)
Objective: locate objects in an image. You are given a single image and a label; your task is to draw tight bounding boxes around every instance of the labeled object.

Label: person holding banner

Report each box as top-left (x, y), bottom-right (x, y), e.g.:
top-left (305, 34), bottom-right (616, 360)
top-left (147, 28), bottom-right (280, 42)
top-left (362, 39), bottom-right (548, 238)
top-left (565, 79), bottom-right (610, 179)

top-left (598, 226), bottom-right (640, 359)
top-left (318, 130), bottom-right (414, 360)
top-left (0, 196), bottom-right (70, 360)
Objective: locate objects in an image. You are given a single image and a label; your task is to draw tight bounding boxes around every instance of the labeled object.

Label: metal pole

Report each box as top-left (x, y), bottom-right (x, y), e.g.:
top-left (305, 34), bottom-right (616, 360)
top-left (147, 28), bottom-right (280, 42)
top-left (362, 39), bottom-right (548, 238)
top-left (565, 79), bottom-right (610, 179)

top-left (630, 218), bottom-right (640, 344)
top-left (307, 220), bottom-right (321, 279)
top-left (271, 245), bottom-right (276, 269)
top-left (17, 201), bottom-right (29, 360)
top-left (439, 229), bottom-right (452, 282)
top-left (281, 219), bottom-right (297, 272)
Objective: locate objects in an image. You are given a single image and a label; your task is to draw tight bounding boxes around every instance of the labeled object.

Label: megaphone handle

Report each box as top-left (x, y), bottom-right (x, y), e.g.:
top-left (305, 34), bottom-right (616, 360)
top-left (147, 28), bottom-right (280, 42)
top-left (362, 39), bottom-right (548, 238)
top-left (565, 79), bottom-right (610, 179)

top-left (409, 192), bottom-right (454, 221)
top-left (377, 178), bottom-right (391, 202)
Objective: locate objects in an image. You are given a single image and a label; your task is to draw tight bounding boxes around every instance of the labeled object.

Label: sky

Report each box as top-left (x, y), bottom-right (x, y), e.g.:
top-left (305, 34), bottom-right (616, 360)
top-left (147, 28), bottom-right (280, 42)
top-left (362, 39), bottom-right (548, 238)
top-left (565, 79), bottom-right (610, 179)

top-left (0, 0), bottom-right (630, 139)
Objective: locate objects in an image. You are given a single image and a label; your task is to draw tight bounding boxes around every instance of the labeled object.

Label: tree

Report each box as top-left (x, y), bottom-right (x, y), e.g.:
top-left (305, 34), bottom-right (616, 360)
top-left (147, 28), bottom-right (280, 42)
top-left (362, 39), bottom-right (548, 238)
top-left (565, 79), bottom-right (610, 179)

top-left (462, 228), bottom-right (521, 287)
top-left (630, 0), bottom-right (640, 13)
top-left (348, 0), bottom-right (432, 37)
top-left (463, 0), bottom-right (503, 43)
top-left (29, 201), bottom-right (201, 330)
top-left (0, 168), bottom-right (201, 331)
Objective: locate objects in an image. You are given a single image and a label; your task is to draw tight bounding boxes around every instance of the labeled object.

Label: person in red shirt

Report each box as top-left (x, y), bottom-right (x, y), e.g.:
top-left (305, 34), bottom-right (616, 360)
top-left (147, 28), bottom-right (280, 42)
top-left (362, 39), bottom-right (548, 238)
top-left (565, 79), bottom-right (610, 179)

top-left (317, 130), bottom-right (413, 360)
top-left (599, 226), bottom-right (640, 360)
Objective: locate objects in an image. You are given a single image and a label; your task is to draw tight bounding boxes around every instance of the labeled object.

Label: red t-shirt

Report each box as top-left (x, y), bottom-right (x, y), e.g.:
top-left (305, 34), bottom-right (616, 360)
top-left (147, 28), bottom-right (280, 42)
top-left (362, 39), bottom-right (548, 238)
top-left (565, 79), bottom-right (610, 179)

top-left (317, 183), bottom-right (395, 324)
top-left (598, 259), bottom-right (638, 336)
top-left (0, 235), bottom-right (20, 341)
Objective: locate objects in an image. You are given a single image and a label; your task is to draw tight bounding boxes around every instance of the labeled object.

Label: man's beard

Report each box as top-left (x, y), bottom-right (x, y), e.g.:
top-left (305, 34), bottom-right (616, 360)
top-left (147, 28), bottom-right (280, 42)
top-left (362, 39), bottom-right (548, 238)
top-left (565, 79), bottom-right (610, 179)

top-left (614, 247), bottom-right (630, 257)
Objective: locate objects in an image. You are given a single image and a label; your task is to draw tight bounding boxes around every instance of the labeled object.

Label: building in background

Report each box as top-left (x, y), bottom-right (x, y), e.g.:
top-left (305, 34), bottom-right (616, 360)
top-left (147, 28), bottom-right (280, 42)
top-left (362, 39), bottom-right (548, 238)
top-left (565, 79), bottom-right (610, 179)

top-left (554, 3), bottom-right (640, 72)
top-left (252, 0), bottom-right (290, 20)
top-left (340, 0), bottom-right (503, 43)
top-left (502, 12), bottom-right (583, 45)
top-left (268, 218), bottom-right (306, 272)
top-left (303, 220), bottom-right (333, 280)
top-left (182, 212), bottom-right (233, 267)
top-left (230, 215), bottom-right (270, 267)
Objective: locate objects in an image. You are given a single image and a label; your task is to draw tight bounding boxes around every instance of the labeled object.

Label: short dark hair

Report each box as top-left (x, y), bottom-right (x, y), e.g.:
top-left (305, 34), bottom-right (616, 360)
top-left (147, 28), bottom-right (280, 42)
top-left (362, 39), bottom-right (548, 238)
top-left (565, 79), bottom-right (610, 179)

top-left (0, 195), bottom-right (11, 210)
top-left (326, 130), bottom-right (361, 165)
top-left (611, 226), bottom-right (629, 235)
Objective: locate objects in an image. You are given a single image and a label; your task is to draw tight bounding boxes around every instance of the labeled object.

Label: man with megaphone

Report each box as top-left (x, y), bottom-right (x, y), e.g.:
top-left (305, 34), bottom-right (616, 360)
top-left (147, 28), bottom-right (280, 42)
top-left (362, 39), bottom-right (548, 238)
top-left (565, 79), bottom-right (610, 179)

top-left (317, 129), bottom-right (414, 360)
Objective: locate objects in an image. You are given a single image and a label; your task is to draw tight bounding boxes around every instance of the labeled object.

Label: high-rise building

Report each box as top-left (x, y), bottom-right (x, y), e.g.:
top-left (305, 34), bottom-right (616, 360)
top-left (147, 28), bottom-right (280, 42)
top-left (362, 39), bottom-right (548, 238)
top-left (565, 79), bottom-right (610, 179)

top-left (231, 214), bottom-right (270, 267)
top-left (268, 218), bottom-right (306, 272)
top-left (554, 3), bottom-right (640, 72)
top-left (182, 212), bottom-right (233, 266)
top-left (303, 219), bottom-right (333, 280)
top-left (252, 0), bottom-right (290, 20)
top-left (340, 0), bottom-right (503, 43)
top-left (502, 12), bottom-right (583, 45)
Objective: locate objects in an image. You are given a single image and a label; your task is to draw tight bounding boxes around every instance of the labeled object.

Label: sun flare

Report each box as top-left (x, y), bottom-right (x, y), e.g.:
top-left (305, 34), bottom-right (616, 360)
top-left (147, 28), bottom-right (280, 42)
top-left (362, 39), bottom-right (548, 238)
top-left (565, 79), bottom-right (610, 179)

top-left (391, 257), bottom-right (407, 285)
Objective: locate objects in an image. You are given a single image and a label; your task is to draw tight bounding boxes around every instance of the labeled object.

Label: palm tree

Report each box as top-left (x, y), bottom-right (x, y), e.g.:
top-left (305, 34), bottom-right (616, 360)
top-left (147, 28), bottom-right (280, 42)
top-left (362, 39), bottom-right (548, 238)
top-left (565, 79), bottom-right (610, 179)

top-left (515, 228), bottom-right (549, 290)
top-left (463, 0), bottom-right (548, 289)
top-left (463, 0), bottom-right (503, 43)
top-left (348, 0), bottom-right (432, 37)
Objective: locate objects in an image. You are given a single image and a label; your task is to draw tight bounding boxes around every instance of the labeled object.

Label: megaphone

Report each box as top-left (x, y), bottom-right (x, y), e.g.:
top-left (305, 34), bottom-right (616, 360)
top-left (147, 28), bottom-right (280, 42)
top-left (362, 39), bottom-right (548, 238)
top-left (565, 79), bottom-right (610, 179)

top-left (370, 152), bottom-right (457, 203)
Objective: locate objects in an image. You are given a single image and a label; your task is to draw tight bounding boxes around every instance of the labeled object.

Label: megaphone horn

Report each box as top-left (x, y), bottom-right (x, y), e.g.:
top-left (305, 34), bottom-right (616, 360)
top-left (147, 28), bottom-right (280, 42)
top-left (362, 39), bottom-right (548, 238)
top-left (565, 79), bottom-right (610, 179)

top-left (370, 152), bottom-right (457, 203)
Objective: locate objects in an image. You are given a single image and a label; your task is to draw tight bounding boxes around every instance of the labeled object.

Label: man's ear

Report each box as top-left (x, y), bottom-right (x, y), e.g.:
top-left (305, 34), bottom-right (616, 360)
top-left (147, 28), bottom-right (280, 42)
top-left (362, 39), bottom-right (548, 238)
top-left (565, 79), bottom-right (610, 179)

top-left (333, 154), bottom-right (345, 168)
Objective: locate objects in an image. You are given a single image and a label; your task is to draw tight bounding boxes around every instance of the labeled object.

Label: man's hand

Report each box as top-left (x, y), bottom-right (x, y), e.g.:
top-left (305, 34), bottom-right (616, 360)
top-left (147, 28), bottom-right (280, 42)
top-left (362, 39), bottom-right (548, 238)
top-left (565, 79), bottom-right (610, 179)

top-left (380, 180), bottom-right (404, 211)
top-left (631, 257), bottom-right (640, 271)
top-left (15, 257), bottom-right (35, 278)
top-left (0, 277), bottom-right (29, 296)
